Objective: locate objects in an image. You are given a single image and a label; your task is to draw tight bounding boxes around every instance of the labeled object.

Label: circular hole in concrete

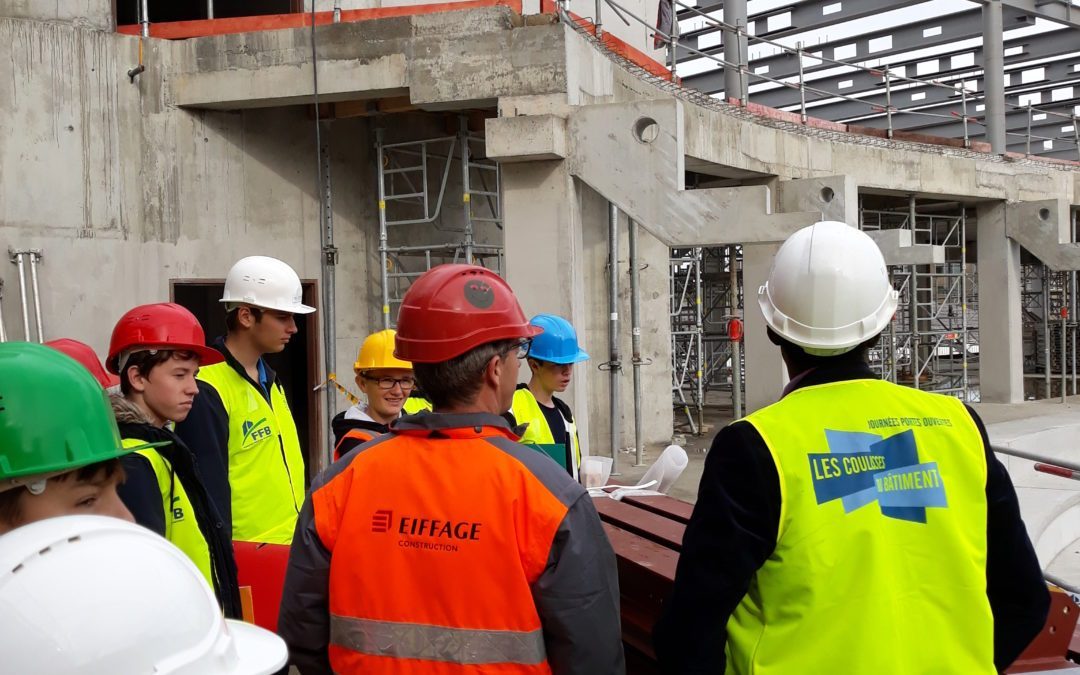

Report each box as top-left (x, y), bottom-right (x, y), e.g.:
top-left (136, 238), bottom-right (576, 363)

top-left (632, 117), bottom-right (660, 144)
top-left (820, 187), bottom-right (835, 203)
top-left (1038, 207), bottom-right (1051, 221)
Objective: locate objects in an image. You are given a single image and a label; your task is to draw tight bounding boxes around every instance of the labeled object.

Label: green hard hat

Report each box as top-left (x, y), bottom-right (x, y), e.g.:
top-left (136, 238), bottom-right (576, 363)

top-left (0, 342), bottom-right (154, 488)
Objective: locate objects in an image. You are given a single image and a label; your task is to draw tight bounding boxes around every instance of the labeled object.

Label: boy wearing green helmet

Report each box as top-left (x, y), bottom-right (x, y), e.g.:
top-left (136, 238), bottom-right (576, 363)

top-left (0, 343), bottom-right (159, 535)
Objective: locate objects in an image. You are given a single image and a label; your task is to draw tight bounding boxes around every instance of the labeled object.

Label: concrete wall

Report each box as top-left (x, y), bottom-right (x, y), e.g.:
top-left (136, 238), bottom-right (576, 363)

top-left (0, 17), bottom-right (383, 454)
top-left (0, 0), bottom-right (112, 30)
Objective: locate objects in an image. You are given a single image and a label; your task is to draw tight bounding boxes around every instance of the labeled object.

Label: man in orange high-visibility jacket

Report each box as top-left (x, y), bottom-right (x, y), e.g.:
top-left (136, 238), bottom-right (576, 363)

top-left (278, 264), bottom-right (625, 675)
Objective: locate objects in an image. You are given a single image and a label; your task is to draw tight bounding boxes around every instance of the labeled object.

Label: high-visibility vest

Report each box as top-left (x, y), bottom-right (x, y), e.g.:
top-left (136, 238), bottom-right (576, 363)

top-left (122, 437), bottom-right (214, 587)
top-left (511, 387), bottom-right (581, 479)
top-left (402, 396), bottom-right (432, 415)
top-left (312, 422), bottom-right (567, 674)
top-left (728, 377), bottom-right (994, 675)
top-left (197, 363), bottom-right (305, 545)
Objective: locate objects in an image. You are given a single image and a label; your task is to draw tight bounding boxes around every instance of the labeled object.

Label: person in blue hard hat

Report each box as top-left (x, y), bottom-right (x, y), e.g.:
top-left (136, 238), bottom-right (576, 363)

top-left (507, 314), bottom-right (590, 479)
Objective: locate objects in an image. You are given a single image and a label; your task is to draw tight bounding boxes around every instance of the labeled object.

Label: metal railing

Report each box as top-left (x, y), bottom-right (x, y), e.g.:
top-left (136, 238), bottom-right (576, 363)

top-left (556, 0), bottom-right (1080, 161)
top-left (991, 445), bottom-right (1080, 594)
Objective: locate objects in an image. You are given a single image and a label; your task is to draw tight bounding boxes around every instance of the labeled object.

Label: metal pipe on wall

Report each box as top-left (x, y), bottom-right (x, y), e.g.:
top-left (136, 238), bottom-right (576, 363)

top-left (11, 251), bottom-right (29, 341)
top-left (608, 203), bottom-right (622, 475)
top-left (139, 0), bottom-right (150, 38)
top-left (1044, 265), bottom-right (1051, 399)
top-left (0, 278), bottom-right (7, 343)
top-left (1061, 308), bottom-right (1067, 403)
top-left (694, 250), bottom-right (705, 433)
top-left (28, 251), bottom-right (43, 342)
top-left (207, 0), bottom-right (215, 20)
top-left (730, 246), bottom-right (742, 418)
top-left (629, 219), bottom-right (644, 467)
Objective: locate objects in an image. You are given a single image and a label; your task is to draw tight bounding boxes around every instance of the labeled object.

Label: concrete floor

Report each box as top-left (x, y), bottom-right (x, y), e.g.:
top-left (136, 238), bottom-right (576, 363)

top-left (614, 404), bottom-right (733, 504)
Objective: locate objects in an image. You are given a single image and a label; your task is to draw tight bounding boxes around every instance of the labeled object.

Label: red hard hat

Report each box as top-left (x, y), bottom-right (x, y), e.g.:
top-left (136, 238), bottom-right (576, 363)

top-left (44, 338), bottom-right (120, 389)
top-left (107, 303), bottom-right (224, 375)
top-left (395, 264), bottom-right (542, 363)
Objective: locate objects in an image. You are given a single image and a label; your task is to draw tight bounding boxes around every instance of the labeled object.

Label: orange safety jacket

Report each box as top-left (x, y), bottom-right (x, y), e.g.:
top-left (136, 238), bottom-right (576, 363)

top-left (277, 411), bottom-right (625, 675)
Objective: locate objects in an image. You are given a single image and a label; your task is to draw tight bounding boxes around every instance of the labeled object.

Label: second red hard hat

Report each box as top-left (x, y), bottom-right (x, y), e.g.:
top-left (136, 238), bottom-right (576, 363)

top-left (107, 303), bottom-right (224, 374)
top-left (395, 264), bottom-right (542, 363)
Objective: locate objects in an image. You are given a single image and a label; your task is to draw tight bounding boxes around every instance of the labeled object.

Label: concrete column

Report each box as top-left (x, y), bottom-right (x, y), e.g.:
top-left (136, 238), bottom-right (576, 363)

top-left (742, 242), bottom-right (787, 412)
top-left (977, 202), bottom-right (1024, 402)
top-left (723, 0), bottom-right (748, 102)
top-left (501, 160), bottom-right (593, 454)
top-left (982, 0), bottom-right (1006, 154)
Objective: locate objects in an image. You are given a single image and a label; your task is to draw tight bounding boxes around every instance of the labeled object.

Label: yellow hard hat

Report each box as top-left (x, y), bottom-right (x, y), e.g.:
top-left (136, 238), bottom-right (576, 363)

top-left (355, 329), bottom-right (413, 371)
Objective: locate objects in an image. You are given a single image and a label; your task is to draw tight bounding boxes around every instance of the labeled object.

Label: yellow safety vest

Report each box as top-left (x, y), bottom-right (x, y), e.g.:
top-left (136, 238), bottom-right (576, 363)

top-left (402, 396), bottom-right (433, 415)
top-left (728, 378), bottom-right (993, 675)
top-left (511, 387), bottom-right (582, 479)
top-left (122, 437), bottom-right (214, 587)
top-left (198, 363), bottom-right (306, 545)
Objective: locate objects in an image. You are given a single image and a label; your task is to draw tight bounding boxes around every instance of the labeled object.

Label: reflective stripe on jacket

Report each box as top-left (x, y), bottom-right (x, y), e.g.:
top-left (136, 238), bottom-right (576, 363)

top-left (278, 411), bottom-right (625, 675)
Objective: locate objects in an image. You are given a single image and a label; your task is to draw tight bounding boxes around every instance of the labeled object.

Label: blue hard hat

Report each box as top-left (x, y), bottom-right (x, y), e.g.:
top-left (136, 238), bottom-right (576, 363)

top-left (527, 314), bottom-right (590, 364)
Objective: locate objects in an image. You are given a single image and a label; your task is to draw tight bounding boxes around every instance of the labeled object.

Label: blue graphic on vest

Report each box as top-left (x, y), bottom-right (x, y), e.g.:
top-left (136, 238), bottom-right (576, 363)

top-left (807, 429), bottom-right (947, 523)
top-left (241, 417), bottom-right (273, 448)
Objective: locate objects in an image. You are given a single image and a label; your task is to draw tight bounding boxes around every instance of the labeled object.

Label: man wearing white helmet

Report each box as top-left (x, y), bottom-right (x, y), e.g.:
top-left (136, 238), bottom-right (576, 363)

top-left (175, 255), bottom-right (315, 546)
top-left (0, 515), bottom-right (287, 675)
top-left (654, 222), bottom-right (1049, 674)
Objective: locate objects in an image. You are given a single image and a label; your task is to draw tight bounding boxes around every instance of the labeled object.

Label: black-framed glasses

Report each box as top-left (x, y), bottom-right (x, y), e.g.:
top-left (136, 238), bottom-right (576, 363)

top-left (362, 375), bottom-right (416, 391)
top-left (511, 338), bottom-right (532, 360)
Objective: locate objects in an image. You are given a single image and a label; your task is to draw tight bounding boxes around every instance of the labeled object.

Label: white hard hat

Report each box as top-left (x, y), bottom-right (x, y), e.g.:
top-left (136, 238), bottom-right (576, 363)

top-left (221, 255), bottom-right (316, 314)
top-left (0, 516), bottom-right (288, 675)
top-left (758, 220), bottom-right (898, 356)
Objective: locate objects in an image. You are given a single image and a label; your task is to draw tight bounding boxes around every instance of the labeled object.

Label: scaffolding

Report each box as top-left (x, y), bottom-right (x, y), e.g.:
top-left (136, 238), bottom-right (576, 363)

top-left (670, 248), bottom-right (705, 434)
top-left (860, 200), bottom-right (977, 401)
top-left (1021, 261), bottom-right (1077, 400)
top-left (375, 119), bottom-right (504, 328)
top-left (670, 245), bottom-right (744, 432)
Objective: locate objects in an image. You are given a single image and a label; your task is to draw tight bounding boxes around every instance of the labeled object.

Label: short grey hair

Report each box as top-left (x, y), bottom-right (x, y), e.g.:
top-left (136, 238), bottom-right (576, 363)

top-left (413, 339), bottom-right (518, 409)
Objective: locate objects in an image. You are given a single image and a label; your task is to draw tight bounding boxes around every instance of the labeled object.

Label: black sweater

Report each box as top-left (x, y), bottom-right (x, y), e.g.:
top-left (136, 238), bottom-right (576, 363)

top-left (653, 363), bottom-right (1050, 674)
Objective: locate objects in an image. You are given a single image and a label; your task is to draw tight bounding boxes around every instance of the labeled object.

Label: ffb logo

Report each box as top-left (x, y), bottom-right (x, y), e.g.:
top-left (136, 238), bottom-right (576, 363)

top-left (372, 510), bottom-right (393, 533)
top-left (241, 417), bottom-right (273, 448)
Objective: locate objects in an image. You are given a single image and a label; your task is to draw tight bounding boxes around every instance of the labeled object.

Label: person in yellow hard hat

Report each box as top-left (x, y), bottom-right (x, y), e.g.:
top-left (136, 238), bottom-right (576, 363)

top-left (330, 329), bottom-right (431, 461)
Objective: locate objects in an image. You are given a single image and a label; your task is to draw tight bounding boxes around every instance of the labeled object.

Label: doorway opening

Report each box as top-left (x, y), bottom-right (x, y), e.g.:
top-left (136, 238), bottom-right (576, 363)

top-left (171, 279), bottom-right (321, 484)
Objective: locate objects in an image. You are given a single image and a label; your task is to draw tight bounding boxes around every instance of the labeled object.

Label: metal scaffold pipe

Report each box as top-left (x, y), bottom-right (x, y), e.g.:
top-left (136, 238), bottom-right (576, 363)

top-left (375, 129), bottom-right (391, 330)
top-left (1073, 208), bottom-right (1078, 395)
top-left (629, 219), bottom-right (644, 467)
top-left (608, 203), bottom-right (622, 475)
top-left (1044, 265), bottom-right (1051, 399)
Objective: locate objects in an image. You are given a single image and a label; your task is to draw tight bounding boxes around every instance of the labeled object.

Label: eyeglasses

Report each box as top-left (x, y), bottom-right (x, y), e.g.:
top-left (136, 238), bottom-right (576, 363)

top-left (362, 375), bottom-right (416, 391)
top-left (506, 338), bottom-right (532, 360)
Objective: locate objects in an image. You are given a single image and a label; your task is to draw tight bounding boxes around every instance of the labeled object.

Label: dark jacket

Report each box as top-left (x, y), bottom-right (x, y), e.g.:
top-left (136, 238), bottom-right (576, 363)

top-left (653, 362), bottom-right (1050, 674)
top-left (113, 396), bottom-right (243, 619)
top-left (278, 411), bottom-right (625, 675)
top-left (330, 409), bottom-right (389, 461)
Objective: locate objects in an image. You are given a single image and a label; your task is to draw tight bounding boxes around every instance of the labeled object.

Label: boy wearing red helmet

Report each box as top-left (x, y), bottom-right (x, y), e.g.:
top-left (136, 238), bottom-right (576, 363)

top-left (107, 302), bottom-right (242, 618)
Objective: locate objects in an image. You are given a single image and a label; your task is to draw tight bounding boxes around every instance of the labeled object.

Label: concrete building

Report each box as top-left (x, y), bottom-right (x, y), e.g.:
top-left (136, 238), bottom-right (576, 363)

top-left (1, 0), bottom-right (1078, 579)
